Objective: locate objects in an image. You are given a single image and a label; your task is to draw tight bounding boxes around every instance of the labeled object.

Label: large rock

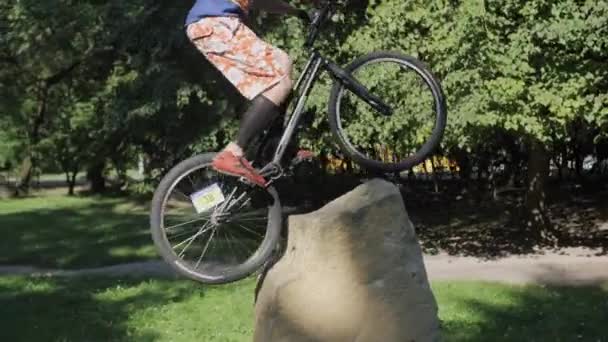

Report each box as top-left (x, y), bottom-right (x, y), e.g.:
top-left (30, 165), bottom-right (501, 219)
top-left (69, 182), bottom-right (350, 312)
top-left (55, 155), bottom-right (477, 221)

top-left (253, 179), bottom-right (440, 342)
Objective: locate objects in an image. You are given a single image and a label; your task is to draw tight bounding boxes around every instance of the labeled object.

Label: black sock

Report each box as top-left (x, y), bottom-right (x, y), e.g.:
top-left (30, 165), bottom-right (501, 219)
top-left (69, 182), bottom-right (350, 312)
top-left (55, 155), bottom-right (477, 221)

top-left (237, 95), bottom-right (282, 149)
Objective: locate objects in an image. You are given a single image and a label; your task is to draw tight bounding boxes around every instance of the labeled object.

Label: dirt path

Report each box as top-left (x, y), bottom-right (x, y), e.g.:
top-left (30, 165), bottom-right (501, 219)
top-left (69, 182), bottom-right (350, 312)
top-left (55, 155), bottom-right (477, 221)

top-left (0, 261), bottom-right (178, 279)
top-left (424, 248), bottom-right (608, 286)
top-left (2, 248), bottom-right (607, 286)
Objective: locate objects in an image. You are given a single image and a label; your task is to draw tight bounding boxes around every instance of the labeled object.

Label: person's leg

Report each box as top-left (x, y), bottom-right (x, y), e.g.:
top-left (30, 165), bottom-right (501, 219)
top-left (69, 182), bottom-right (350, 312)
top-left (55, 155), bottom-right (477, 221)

top-left (231, 50), bottom-right (294, 154)
top-left (259, 50), bottom-right (294, 105)
top-left (187, 17), bottom-right (293, 186)
top-left (236, 96), bottom-right (282, 148)
top-left (212, 57), bottom-right (293, 186)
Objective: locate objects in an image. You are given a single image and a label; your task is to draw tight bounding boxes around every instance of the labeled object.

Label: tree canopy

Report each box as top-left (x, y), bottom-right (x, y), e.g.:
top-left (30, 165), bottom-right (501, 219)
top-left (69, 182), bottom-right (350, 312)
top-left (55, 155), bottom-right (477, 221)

top-left (1, 0), bottom-right (606, 236)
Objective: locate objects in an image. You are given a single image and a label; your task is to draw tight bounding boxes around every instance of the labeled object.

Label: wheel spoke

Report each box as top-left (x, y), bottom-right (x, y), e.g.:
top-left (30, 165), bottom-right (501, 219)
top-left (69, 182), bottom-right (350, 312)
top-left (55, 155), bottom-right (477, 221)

top-left (230, 209), bottom-right (268, 221)
top-left (164, 215), bottom-right (210, 232)
top-left (194, 228), bottom-right (217, 268)
top-left (166, 225), bottom-right (200, 239)
top-left (228, 226), bottom-right (256, 256)
top-left (172, 189), bottom-right (191, 202)
top-left (230, 215), bottom-right (268, 224)
top-left (225, 191), bottom-right (250, 212)
top-left (224, 226), bottom-right (250, 260)
top-left (222, 228), bottom-right (238, 260)
top-left (236, 223), bottom-right (264, 238)
top-left (174, 223), bottom-right (212, 253)
top-left (156, 157), bottom-right (278, 282)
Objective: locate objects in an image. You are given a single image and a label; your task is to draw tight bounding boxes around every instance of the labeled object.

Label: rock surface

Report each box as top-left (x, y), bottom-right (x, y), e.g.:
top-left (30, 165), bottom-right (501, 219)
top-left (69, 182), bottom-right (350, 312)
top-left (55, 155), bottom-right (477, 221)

top-left (253, 178), bottom-right (440, 342)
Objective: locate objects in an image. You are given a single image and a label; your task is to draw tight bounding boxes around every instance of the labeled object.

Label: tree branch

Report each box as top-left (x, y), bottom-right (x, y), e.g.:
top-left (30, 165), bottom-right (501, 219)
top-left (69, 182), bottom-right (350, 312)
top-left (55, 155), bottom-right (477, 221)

top-left (0, 55), bottom-right (18, 65)
top-left (43, 46), bottom-right (115, 86)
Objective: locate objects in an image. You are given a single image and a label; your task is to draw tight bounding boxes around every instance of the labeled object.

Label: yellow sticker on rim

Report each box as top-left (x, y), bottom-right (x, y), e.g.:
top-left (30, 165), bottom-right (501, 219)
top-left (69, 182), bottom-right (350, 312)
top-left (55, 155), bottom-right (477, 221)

top-left (190, 183), bottom-right (225, 214)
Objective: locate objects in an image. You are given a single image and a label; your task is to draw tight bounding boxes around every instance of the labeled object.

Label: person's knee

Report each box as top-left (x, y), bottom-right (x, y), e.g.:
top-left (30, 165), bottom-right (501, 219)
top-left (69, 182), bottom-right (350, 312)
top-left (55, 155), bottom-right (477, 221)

top-left (265, 77), bottom-right (292, 105)
top-left (284, 60), bottom-right (293, 81)
top-left (276, 49), bottom-right (293, 79)
top-left (279, 74), bottom-right (293, 92)
top-left (275, 64), bottom-right (295, 94)
top-left (262, 49), bottom-right (294, 104)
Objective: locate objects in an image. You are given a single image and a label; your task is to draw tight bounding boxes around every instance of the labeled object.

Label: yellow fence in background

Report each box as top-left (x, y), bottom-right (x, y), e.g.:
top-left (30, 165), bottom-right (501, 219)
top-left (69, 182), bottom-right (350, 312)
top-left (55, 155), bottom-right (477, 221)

top-left (322, 153), bottom-right (460, 174)
top-left (413, 156), bottom-right (460, 174)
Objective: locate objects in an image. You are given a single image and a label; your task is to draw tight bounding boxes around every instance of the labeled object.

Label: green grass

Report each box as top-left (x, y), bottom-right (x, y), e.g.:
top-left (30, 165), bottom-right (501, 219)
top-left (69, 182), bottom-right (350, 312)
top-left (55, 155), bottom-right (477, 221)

top-left (0, 194), bottom-right (155, 268)
top-left (2, 194), bottom-right (607, 341)
top-left (0, 276), bottom-right (255, 342)
top-left (0, 277), bottom-right (606, 342)
top-left (36, 172), bottom-right (86, 183)
top-left (32, 169), bottom-right (142, 183)
top-left (434, 282), bottom-right (608, 341)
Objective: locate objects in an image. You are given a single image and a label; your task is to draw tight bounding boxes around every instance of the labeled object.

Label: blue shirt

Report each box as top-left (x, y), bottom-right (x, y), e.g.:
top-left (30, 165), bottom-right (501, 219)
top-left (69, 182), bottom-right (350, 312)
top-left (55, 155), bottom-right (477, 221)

top-left (186, 0), bottom-right (246, 26)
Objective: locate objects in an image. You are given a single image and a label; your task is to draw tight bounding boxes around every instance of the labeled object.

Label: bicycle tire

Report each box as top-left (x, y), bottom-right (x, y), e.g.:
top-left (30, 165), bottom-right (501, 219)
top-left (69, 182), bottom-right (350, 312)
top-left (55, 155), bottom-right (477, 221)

top-left (150, 153), bottom-right (283, 284)
top-left (328, 51), bottom-right (447, 172)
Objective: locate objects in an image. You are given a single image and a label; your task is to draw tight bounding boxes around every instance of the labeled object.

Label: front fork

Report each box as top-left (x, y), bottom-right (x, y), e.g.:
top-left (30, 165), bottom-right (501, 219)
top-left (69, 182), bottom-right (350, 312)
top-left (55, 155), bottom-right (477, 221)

top-left (325, 60), bottom-right (393, 116)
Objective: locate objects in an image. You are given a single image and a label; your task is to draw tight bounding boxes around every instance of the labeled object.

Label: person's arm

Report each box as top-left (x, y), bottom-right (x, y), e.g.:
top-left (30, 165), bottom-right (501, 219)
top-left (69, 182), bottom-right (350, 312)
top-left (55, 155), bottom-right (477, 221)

top-left (251, 0), bottom-right (319, 16)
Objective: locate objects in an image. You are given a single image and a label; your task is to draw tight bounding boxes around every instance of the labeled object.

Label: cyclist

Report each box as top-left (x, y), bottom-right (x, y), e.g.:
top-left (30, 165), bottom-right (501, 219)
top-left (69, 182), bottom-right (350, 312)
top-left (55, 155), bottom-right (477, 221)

top-left (186, 0), bottom-right (316, 187)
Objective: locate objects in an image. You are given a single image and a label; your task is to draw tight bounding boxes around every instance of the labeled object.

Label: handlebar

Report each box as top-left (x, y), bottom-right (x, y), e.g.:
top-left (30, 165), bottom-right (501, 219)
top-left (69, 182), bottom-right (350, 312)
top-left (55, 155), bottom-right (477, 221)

top-left (303, 1), bottom-right (337, 48)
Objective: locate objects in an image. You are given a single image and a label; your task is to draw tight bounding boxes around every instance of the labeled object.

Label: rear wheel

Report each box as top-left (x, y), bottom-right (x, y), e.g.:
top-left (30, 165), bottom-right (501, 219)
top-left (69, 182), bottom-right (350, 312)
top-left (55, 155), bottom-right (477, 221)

top-left (328, 51), bottom-right (447, 172)
top-left (150, 153), bottom-right (282, 284)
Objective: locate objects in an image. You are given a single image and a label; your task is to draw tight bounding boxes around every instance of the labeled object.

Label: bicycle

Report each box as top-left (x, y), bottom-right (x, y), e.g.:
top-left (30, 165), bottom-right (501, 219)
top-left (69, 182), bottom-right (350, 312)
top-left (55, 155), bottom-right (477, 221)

top-left (150, 0), bottom-right (447, 284)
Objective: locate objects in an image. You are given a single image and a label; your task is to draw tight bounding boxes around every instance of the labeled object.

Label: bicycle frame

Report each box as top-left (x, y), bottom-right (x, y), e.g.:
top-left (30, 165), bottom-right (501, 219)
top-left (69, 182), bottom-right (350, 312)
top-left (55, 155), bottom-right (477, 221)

top-left (258, 1), bottom-right (393, 179)
top-left (259, 49), bottom-right (393, 178)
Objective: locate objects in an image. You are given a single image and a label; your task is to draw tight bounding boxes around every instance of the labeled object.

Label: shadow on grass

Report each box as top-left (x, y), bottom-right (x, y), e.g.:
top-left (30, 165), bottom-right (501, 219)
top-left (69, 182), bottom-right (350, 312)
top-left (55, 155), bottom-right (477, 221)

top-left (435, 282), bottom-right (608, 342)
top-left (409, 197), bottom-right (538, 258)
top-left (405, 181), bottom-right (608, 258)
top-left (0, 276), bottom-right (197, 342)
top-left (0, 276), bottom-right (255, 342)
top-left (0, 198), bottom-right (154, 269)
top-left (0, 277), bottom-right (606, 341)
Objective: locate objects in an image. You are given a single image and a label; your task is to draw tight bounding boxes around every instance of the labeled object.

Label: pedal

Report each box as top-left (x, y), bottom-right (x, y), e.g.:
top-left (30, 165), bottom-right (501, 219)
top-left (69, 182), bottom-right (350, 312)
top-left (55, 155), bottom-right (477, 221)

top-left (238, 176), bottom-right (254, 187)
top-left (238, 175), bottom-right (275, 189)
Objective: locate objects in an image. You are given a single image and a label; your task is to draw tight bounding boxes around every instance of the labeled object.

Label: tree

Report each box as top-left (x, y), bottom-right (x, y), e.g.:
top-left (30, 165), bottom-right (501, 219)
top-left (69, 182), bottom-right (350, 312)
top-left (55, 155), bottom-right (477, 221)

top-left (1, 0), bottom-right (127, 194)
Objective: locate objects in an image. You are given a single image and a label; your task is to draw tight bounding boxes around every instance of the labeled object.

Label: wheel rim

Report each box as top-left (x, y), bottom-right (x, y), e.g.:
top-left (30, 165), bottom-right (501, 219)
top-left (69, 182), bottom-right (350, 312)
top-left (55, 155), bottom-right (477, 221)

top-left (158, 161), bottom-right (276, 281)
top-left (335, 57), bottom-right (445, 171)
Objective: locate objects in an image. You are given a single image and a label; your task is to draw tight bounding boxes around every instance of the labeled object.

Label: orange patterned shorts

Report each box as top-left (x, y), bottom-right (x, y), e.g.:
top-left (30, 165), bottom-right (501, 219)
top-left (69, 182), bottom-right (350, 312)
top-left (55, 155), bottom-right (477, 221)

top-left (187, 17), bottom-right (288, 100)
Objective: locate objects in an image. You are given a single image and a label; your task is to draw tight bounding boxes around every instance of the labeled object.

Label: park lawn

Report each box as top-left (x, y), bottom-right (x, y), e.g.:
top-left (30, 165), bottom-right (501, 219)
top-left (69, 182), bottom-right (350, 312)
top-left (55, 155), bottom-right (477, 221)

top-left (0, 194), bottom-right (156, 269)
top-left (0, 276), bottom-right (606, 342)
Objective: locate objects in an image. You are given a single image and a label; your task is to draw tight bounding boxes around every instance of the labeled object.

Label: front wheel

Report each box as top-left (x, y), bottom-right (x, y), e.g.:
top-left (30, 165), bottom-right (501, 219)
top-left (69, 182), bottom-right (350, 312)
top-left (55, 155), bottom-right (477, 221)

top-left (328, 51), bottom-right (447, 172)
top-left (150, 153), bottom-right (282, 284)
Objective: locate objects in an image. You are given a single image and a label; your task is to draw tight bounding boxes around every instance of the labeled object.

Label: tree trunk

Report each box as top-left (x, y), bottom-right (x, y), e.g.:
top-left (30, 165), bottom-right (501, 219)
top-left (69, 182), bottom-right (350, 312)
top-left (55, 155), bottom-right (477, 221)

top-left (475, 154), bottom-right (490, 203)
top-left (65, 172), bottom-right (72, 195)
top-left (87, 161), bottom-right (106, 193)
top-left (15, 156), bottom-right (33, 196)
top-left (490, 164), bottom-right (499, 201)
top-left (525, 138), bottom-right (558, 244)
top-left (452, 150), bottom-right (471, 197)
top-left (16, 84), bottom-right (50, 196)
top-left (574, 153), bottom-right (583, 179)
top-left (112, 158), bottom-right (128, 190)
top-left (392, 154), bottom-right (400, 180)
top-left (66, 170), bottom-right (78, 196)
top-left (556, 154), bottom-right (563, 180)
top-left (430, 157), bottom-right (439, 193)
top-left (455, 151), bottom-right (470, 182)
